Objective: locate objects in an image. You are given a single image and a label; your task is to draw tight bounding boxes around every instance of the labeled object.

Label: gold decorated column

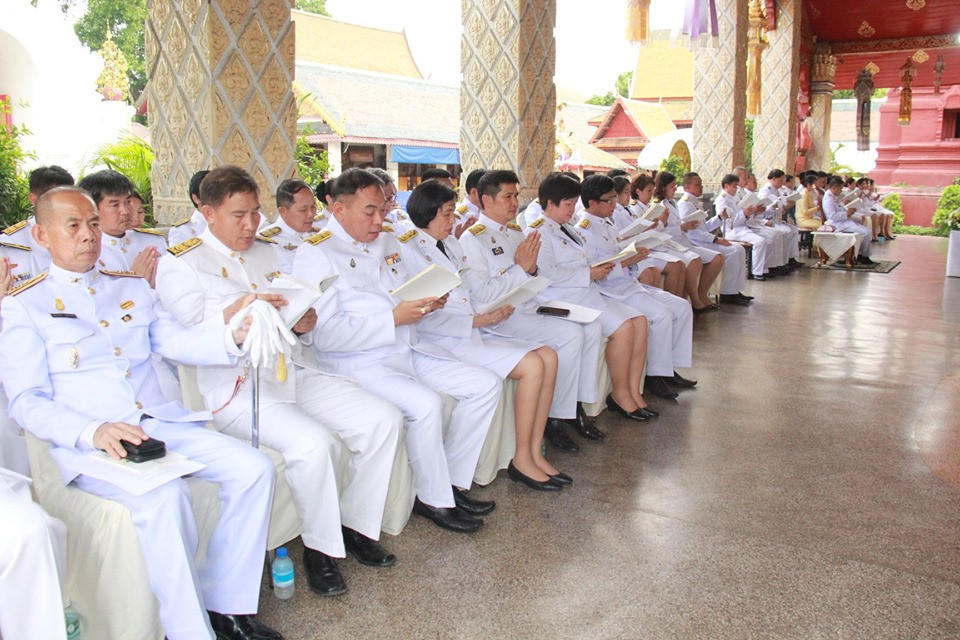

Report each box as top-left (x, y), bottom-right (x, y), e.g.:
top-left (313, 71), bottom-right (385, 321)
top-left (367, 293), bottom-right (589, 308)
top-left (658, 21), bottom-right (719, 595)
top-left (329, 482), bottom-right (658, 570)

top-left (745, 0), bottom-right (768, 118)
top-left (751, 0), bottom-right (802, 174)
top-left (460, 0), bottom-right (556, 200)
top-left (692, 0), bottom-right (749, 192)
top-left (806, 43), bottom-right (836, 171)
top-left (146, 0), bottom-right (297, 223)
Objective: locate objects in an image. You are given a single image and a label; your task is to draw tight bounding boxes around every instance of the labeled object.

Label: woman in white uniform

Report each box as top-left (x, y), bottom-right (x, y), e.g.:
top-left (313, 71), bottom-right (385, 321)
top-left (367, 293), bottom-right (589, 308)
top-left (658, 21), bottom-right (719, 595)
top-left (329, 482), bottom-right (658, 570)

top-left (399, 181), bottom-right (570, 490)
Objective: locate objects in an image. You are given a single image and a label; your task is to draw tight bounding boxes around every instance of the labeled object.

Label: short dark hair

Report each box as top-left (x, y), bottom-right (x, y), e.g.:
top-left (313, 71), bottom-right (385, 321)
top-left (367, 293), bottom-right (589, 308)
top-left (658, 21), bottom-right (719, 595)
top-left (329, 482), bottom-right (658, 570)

top-left (28, 165), bottom-right (74, 196)
top-left (368, 168), bottom-right (394, 185)
top-left (802, 173), bottom-right (817, 187)
top-left (77, 169), bottom-right (134, 205)
top-left (827, 176), bottom-right (844, 189)
top-left (682, 172), bottom-right (700, 186)
top-left (329, 168), bottom-right (382, 201)
top-left (855, 177), bottom-right (870, 187)
top-left (477, 170), bottom-right (520, 207)
top-left (720, 174), bottom-right (740, 188)
top-left (612, 175), bottom-right (630, 194)
top-left (199, 166), bottom-right (258, 207)
top-left (653, 171), bottom-right (677, 201)
top-left (276, 178), bottom-right (313, 210)
top-left (630, 174), bottom-right (654, 199)
top-left (768, 169), bottom-right (786, 180)
top-left (538, 172), bottom-right (581, 208)
top-left (315, 178), bottom-right (334, 202)
top-left (420, 168), bottom-right (453, 182)
top-left (580, 174), bottom-right (615, 208)
top-left (407, 180), bottom-right (458, 229)
top-left (606, 168), bottom-right (629, 178)
top-left (188, 170), bottom-right (210, 201)
top-left (465, 169), bottom-right (486, 193)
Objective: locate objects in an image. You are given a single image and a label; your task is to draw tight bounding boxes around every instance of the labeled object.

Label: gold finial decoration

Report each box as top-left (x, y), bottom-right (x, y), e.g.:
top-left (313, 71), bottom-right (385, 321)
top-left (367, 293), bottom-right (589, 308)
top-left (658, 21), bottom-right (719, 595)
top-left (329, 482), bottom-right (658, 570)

top-left (858, 21), bottom-right (876, 38)
top-left (912, 49), bottom-right (929, 64)
top-left (898, 58), bottom-right (917, 126)
top-left (906, 0), bottom-right (925, 9)
top-left (865, 62), bottom-right (880, 76)
top-left (625, 0), bottom-right (651, 44)
top-left (95, 29), bottom-right (130, 101)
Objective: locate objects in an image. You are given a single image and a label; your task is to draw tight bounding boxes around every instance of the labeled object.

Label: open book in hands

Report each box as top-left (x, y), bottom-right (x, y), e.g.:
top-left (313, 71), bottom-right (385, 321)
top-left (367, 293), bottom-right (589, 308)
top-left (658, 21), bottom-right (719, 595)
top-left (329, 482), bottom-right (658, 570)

top-left (264, 273), bottom-right (327, 329)
top-left (681, 210), bottom-right (707, 225)
top-left (475, 276), bottom-right (550, 313)
top-left (642, 202), bottom-right (666, 220)
top-left (844, 197), bottom-right (862, 210)
top-left (616, 216), bottom-right (655, 241)
top-left (620, 229), bottom-right (671, 250)
top-left (389, 264), bottom-right (461, 301)
top-left (785, 191), bottom-right (802, 203)
top-left (590, 244), bottom-right (638, 267)
top-left (739, 192), bottom-right (761, 210)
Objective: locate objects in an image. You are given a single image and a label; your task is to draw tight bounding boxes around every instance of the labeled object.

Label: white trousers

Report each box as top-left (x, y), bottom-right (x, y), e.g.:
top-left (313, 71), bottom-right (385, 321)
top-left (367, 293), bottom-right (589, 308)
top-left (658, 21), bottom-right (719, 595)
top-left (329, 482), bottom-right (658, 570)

top-left (74, 420), bottom-right (275, 640)
top-left (748, 224), bottom-right (785, 268)
top-left (772, 222), bottom-right (800, 260)
top-left (694, 240), bottom-right (747, 294)
top-left (353, 354), bottom-right (501, 508)
top-left (216, 370), bottom-right (402, 554)
top-left (834, 220), bottom-right (872, 256)
top-left (494, 312), bottom-right (603, 416)
top-left (727, 229), bottom-right (771, 276)
top-left (0, 470), bottom-right (67, 640)
top-left (616, 287), bottom-right (693, 377)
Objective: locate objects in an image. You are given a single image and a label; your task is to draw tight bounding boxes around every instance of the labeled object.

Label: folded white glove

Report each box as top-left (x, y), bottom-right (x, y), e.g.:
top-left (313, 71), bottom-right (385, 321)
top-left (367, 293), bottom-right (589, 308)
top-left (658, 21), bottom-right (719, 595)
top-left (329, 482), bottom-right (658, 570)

top-left (228, 299), bottom-right (298, 370)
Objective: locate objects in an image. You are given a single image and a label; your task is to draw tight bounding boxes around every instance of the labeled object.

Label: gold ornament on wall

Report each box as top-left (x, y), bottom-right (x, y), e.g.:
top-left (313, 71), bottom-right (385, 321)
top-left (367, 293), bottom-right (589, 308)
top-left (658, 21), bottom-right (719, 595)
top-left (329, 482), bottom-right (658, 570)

top-left (865, 62), bottom-right (880, 76)
top-left (906, 0), bottom-right (925, 9)
top-left (857, 21), bottom-right (876, 38)
top-left (912, 49), bottom-right (929, 64)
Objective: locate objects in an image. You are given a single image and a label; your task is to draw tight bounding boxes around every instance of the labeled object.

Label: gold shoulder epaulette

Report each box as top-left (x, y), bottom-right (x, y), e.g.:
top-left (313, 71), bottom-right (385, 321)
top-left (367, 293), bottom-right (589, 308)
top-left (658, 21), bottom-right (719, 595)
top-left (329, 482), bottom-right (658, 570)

top-left (0, 241), bottom-right (31, 251)
top-left (255, 235), bottom-right (277, 244)
top-left (2, 220), bottom-right (29, 235)
top-left (468, 223), bottom-right (486, 236)
top-left (99, 269), bottom-right (142, 278)
top-left (260, 226), bottom-right (281, 238)
top-left (7, 272), bottom-right (46, 296)
top-left (382, 224), bottom-right (395, 233)
top-left (315, 213), bottom-right (327, 221)
top-left (397, 229), bottom-right (418, 243)
top-left (171, 218), bottom-right (191, 227)
top-left (506, 222), bottom-right (522, 231)
top-left (528, 218), bottom-right (544, 228)
top-left (306, 230), bottom-right (332, 245)
top-left (133, 227), bottom-right (165, 236)
top-left (576, 219), bottom-right (590, 229)
top-left (457, 204), bottom-right (468, 215)
top-left (167, 237), bottom-right (202, 257)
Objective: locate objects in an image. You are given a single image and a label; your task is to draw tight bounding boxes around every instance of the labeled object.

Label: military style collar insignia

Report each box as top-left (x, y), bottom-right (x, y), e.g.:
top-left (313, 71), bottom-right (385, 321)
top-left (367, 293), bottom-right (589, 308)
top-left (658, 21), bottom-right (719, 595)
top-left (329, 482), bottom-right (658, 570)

top-left (468, 223), bottom-right (486, 236)
top-left (283, 243), bottom-right (298, 251)
top-left (167, 237), bottom-right (202, 256)
top-left (306, 230), bottom-right (332, 245)
top-left (314, 213), bottom-right (326, 222)
top-left (528, 218), bottom-right (544, 228)
top-left (99, 269), bottom-right (142, 278)
top-left (506, 222), bottom-right (522, 231)
top-left (8, 272), bottom-right (47, 296)
top-left (2, 220), bottom-right (29, 235)
top-left (382, 224), bottom-right (395, 233)
top-left (171, 218), bottom-right (191, 227)
top-left (133, 227), bottom-right (165, 236)
top-left (260, 226), bottom-right (281, 238)
top-left (0, 241), bottom-right (31, 251)
top-left (255, 235), bottom-right (277, 244)
top-left (397, 230), bottom-right (418, 244)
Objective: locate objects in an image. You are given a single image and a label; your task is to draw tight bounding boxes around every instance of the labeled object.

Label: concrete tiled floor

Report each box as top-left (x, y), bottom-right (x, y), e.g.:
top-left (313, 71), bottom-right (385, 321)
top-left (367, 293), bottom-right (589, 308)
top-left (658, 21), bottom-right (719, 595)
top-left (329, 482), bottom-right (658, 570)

top-left (257, 235), bottom-right (960, 639)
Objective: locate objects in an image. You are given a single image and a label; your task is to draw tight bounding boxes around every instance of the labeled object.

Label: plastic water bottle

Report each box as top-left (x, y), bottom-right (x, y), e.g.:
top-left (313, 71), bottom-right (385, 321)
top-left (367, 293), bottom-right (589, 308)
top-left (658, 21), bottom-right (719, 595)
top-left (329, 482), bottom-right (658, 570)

top-left (271, 547), bottom-right (295, 600)
top-left (64, 599), bottom-right (83, 640)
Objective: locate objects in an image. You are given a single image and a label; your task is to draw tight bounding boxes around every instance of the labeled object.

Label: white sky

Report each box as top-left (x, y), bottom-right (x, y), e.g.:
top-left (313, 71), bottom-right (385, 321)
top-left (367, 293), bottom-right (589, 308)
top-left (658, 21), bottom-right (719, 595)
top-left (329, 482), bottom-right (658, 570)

top-left (324, 0), bottom-right (686, 97)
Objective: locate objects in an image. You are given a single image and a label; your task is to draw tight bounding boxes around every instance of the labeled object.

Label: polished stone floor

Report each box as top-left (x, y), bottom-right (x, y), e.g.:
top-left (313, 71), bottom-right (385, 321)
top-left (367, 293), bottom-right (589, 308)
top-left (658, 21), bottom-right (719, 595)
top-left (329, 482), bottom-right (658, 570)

top-left (258, 235), bottom-right (960, 639)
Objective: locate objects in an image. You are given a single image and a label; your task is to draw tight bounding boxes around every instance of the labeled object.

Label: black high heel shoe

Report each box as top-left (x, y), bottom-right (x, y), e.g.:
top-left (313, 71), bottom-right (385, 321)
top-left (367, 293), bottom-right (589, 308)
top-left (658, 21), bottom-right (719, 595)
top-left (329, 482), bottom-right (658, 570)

top-left (632, 406), bottom-right (658, 419)
top-left (549, 472), bottom-right (573, 486)
top-left (605, 394), bottom-right (648, 422)
top-left (508, 460), bottom-right (562, 491)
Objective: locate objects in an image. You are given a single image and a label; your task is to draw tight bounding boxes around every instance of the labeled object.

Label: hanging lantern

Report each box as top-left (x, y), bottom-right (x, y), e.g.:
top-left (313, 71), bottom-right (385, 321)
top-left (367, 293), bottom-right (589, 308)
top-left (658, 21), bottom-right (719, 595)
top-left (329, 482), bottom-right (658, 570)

top-left (625, 0), bottom-right (652, 44)
top-left (854, 68), bottom-right (874, 151)
top-left (682, 0), bottom-right (720, 49)
top-left (934, 55), bottom-right (946, 95)
top-left (898, 58), bottom-right (916, 126)
top-left (745, 0), bottom-right (769, 118)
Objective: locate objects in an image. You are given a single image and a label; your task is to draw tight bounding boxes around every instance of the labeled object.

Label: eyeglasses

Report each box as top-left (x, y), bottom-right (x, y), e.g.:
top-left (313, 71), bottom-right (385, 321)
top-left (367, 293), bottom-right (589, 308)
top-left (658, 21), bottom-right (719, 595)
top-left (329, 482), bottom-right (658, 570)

top-left (598, 197), bottom-right (617, 204)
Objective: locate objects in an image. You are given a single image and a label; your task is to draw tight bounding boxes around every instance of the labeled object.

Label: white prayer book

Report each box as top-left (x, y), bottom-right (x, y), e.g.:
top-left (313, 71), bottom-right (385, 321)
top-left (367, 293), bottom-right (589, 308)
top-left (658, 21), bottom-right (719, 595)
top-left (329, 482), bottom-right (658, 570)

top-left (265, 273), bottom-right (325, 329)
top-left (536, 300), bottom-right (603, 324)
top-left (590, 244), bottom-right (637, 267)
top-left (843, 191), bottom-right (859, 204)
top-left (70, 451), bottom-right (206, 496)
top-left (785, 191), bottom-right (802, 203)
top-left (622, 229), bottom-right (671, 251)
top-left (739, 192), bottom-right (761, 210)
top-left (845, 197), bottom-right (862, 210)
top-left (389, 264), bottom-right (461, 301)
top-left (642, 202), bottom-right (666, 220)
top-left (681, 210), bottom-right (707, 225)
top-left (476, 276), bottom-right (551, 313)
top-left (616, 216), bottom-right (655, 241)
top-left (758, 196), bottom-right (774, 208)
top-left (649, 250), bottom-right (682, 263)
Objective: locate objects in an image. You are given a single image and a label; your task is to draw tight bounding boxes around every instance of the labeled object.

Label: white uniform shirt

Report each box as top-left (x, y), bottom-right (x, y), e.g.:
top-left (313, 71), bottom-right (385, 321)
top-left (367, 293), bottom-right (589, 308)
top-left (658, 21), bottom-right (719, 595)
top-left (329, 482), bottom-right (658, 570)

top-left (166, 209), bottom-right (207, 247)
top-left (1, 218), bottom-right (51, 271)
top-left (676, 193), bottom-right (718, 244)
top-left (0, 241), bottom-right (41, 288)
top-left (258, 214), bottom-right (325, 274)
top-left (458, 213), bottom-right (540, 313)
top-left (524, 213), bottom-right (605, 310)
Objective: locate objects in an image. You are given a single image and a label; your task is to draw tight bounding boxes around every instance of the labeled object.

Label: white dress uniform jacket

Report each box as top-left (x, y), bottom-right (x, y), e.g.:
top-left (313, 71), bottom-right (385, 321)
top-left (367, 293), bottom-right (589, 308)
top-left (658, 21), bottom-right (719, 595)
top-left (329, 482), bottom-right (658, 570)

top-left (1, 217), bottom-right (51, 271)
top-left (292, 216), bottom-right (501, 508)
top-left (659, 198), bottom-right (722, 265)
top-left (459, 214), bottom-right (602, 417)
top-left (823, 190), bottom-right (871, 256)
top-left (677, 193), bottom-right (747, 295)
top-left (0, 264), bottom-right (275, 640)
top-left (574, 213), bottom-right (693, 376)
top-left (715, 190), bottom-right (772, 277)
top-left (258, 213), bottom-right (325, 274)
top-left (156, 230), bottom-right (401, 551)
top-left (758, 182), bottom-right (800, 261)
top-left (166, 209), bottom-right (207, 247)
top-left (737, 188), bottom-right (786, 268)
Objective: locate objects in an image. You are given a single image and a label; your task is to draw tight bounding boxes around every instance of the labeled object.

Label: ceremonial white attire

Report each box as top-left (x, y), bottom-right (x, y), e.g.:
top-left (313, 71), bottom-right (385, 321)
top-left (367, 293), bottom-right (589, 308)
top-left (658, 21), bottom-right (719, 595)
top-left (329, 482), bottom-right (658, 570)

top-left (659, 198), bottom-right (723, 265)
top-left (393, 228), bottom-right (537, 377)
top-left (573, 212), bottom-right (692, 377)
top-left (626, 200), bottom-right (701, 267)
top-left (258, 214), bottom-right (326, 274)
top-left (716, 191), bottom-right (772, 277)
top-left (677, 193), bottom-right (747, 295)
top-left (0, 468), bottom-right (68, 640)
top-left (519, 198), bottom-right (543, 228)
top-left (156, 231), bottom-right (402, 552)
top-left (0, 265), bottom-right (275, 640)
top-left (1, 217), bottom-right (51, 271)
top-left (737, 187), bottom-right (785, 268)
top-left (459, 214), bottom-right (603, 419)
top-left (823, 190), bottom-right (872, 257)
top-left (525, 212), bottom-right (642, 336)
top-left (99, 228), bottom-right (168, 272)
top-left (292, 217), bottom-right (501, 508)
top-left (167, 209), bottom-right (207, 247)
top-left (758, 182), bottom-right (800, 261)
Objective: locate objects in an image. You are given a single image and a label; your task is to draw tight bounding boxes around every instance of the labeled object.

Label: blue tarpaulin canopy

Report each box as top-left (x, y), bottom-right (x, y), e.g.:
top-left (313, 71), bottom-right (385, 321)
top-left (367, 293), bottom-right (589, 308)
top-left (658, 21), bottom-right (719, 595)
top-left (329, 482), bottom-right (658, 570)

top-left (391, 145), bottom-right (460, 165)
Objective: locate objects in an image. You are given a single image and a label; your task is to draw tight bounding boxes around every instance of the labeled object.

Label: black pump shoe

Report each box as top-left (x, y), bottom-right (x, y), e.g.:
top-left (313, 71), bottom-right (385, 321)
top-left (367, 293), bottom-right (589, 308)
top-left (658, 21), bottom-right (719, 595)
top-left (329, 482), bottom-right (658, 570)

top-left (605, 394), bottom-right (648, 422)
top-left (507, 460), bottom-right (562, 491)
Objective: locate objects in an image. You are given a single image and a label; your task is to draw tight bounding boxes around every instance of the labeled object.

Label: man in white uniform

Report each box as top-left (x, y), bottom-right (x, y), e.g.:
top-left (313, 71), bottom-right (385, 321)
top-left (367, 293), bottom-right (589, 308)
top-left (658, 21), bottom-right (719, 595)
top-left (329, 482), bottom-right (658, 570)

top-left (157, 167), bottom-right (403, 597)
top-left (716, 173), bottom-right (773, 280)
top-left (292, 168), bottom-right (502, 533)
top-left (758, 169), bottom-right (803, 270)
top-left (167, 170), bottom-right (210, 247)
top-left (1, 165), bottom-right (75, 271)
top-left (823, 176), bottom-right (875, 264)
top-left (456, 168), bottom-right (485, 222)
top-left (259, 179), bottom-right (326, 273)
top-left (0, 187), bottom-right (280, 640)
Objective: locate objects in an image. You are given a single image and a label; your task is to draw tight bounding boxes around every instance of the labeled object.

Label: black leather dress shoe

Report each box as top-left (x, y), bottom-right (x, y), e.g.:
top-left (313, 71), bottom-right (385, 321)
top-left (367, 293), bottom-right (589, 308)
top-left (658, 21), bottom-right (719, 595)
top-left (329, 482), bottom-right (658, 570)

top-left (671, 371), bottom-right (698, 388)
top-left (737, 292), bottom-right (754, 301)
top-left (209, 612), bottom-right (283, 640)
top-left (413, 497), bottom-right (483, 533)
top-left (753, 274), bottom-right (766, 281)
top-left (632, 406), bottom-right (659, 419)
top-left (452, 486), bottom-right (496, 516)
top-left (549, 471), bottom-right (573, 486)
top-left (719, 293), bottom-right (750, 306)
top-left (342, 526), bottom-right (396, 567)
top-left (302, 547), bottom-right (347, 597)
top-left (605, 394), bottom-right (648, 421)
top-left (576, 401), bottom-right (595, 427)
top-left (507, 460), bottom-right (562, 491)
top-left (789, 258), bottom-right (804, 269)
top-left (571, 417), bottom-right (605, 440)
top-left (544, 418), bottom-right (580, 452)
top-left (644, 376), bottom-right (679, 400)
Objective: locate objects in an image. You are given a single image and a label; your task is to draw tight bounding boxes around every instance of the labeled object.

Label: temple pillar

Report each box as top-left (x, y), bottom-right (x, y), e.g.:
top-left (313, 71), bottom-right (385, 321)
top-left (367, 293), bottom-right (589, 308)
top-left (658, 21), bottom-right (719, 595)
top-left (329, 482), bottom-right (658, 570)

top-left (460, 0), bottom-right (556, 201)
top-left (146, 0), bottom-right (297, 223)
top-left (805, 44), bottom-right (836, 172)
top-left (692, 0), bottom-right (749, 192)
top-left (751, 0), bottom-right (802, 174)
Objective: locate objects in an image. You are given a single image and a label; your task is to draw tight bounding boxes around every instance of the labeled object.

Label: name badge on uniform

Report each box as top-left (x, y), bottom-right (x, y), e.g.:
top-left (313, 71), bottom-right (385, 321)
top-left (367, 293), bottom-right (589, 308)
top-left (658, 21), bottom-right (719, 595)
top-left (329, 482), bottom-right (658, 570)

top-left (492, 247), bottom-right (504, 256)
top-left (385, 253), bottom-right (401, 266)
top-left (50, 313), bottom-right (78, 318)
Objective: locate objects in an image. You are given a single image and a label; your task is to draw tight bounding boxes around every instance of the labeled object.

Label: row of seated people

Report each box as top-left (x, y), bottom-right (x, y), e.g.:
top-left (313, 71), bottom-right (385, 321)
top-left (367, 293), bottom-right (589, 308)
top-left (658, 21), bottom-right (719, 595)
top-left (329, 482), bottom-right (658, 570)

top-left (0, 164), bottom-right (706, 640)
